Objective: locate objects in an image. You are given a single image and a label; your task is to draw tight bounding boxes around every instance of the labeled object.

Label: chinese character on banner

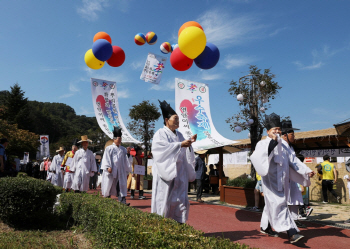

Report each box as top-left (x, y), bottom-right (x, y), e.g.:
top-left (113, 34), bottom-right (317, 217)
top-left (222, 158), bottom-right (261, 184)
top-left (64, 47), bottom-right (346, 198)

top-left (140, 53), bottom-right (167, 85)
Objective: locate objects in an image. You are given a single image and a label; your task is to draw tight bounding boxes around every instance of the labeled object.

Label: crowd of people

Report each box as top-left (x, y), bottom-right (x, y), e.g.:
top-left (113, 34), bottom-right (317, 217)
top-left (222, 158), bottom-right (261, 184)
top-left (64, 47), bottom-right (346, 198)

top-left (1, 101), bottom-right (350, 245)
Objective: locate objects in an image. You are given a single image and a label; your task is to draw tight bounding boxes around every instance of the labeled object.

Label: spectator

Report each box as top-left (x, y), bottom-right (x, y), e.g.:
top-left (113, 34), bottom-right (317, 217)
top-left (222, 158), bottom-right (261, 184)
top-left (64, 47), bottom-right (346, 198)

top-left (14, 156), bottom-right (20, 172)
top-left (0, 138), bottom-right (9, 177)
top-left (26, 161), bottom-right (33, 177)
top-left (250, 172), bottom-right (263, 212)
top-left (130, 145), bottom-right (146, 199)
top-left (40, 159), bottom-right (46, 179)
top-left (33, 160), bottom-right (40, 178)
top-left (209, 164), bottom-right (219, 194)
top-left (89, 159), bottom-right (99, 190)
top-left (320, 155), bottom-right (340, 203)
top-left (195, 153), bottom-right (207, 203)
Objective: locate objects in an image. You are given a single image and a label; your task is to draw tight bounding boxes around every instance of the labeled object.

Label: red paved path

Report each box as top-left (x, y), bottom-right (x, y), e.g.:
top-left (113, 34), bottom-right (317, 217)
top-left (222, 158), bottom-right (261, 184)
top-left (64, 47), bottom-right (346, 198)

top-left (88, 189), bottom-right (350, 248)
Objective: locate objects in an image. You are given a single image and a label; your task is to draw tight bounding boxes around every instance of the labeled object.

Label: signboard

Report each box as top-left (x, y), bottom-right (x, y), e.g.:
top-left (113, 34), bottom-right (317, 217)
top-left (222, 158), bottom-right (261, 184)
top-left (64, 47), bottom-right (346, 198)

top-left (175, 78), bottom-right (237, 151)
top-left (91, 78), bottom-right (142, 143)
top-left (134, 165), bottom-right (145, 175)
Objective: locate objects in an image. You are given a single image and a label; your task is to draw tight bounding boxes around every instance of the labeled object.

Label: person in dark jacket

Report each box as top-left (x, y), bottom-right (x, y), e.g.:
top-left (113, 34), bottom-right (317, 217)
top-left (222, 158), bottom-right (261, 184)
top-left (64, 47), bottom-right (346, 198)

top-left (195, 153), bottom-right (207, 203)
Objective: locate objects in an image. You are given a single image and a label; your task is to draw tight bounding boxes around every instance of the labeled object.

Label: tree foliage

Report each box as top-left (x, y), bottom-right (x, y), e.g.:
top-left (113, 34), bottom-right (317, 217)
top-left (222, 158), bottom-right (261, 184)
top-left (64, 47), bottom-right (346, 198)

top-left (227, 65), bottom-right (282, 178)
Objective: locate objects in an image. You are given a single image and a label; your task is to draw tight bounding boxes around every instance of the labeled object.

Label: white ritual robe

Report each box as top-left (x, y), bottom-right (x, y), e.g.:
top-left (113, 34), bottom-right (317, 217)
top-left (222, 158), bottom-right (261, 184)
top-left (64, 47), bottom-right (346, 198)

top-left (250, 136), bottom-right (311, 232)
top-left (101, 144), bottom-right (132, 197)
top-left (70, 148), bottom-right (97, 192)
top-left (50, 154), bottom-right (64, 187)
top-left (151, 126), bottom-right (196, 223)
top-left (63, 172), bottom-right (74, 189)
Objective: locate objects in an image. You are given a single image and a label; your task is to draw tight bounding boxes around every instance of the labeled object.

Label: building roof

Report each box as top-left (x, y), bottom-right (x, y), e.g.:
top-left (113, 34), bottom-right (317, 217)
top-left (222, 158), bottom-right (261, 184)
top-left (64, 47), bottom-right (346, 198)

top-left (233, 128), bottom-right (349, 151)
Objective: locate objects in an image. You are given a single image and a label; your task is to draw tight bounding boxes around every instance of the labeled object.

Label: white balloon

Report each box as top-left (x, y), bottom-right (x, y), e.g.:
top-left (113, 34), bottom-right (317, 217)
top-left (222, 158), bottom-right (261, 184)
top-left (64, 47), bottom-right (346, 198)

top-left (234, 126), bottom-right (242, 133)
top-left (237, 94), bottom-right (244, 102)
top-left (260, 81), bottom-right (266, 87)
top-left (245, 122), bottom-right (249, 127)
top-left (248, 119), bottom-right (254, 124)
top-left (262, 98), bottom-right (268, 103)
top-left (260, 107), bottom-right (265, 113)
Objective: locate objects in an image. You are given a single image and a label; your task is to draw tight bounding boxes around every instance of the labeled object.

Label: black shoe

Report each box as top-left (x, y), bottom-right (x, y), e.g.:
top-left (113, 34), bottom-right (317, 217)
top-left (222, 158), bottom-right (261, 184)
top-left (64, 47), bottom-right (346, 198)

top-left (295, 220), bottom-right (307, 228)
top-left (260, 228), bottom-right (278, 237)
top-left (125, 203), bottom-right (130, 206)
top-left (289, 234), bottom-right (304, 243)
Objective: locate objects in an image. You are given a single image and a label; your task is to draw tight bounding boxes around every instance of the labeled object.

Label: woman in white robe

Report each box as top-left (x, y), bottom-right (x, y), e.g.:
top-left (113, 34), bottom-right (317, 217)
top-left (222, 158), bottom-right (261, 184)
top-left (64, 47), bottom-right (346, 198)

top-left (70, 136), bottom-right (97, 192)
top-left (50, 147), bottom-right (65, 187)
top-left (151, 100), bottom-right (196, 224)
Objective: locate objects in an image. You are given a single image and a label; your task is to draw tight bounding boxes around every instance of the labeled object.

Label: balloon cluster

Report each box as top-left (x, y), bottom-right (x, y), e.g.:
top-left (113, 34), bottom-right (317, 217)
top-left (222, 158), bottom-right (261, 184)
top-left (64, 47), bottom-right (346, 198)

top-left (134, 32), bottom-right (158, 46)
top-left (170, 21), bottom-right (220, 71)
top-left (233, 119), bottom-right (254, 133)
top-left (84, 32), bottom-right (125, 70)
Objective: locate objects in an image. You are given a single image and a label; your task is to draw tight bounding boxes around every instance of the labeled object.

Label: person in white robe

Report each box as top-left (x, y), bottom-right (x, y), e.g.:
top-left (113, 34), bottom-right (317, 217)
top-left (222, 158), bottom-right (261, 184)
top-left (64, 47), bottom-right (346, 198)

top-left (151, 100), bottom-right (197, 224)
top-left (62, 139), bottom-right (79, 192)
top-left (70, 135), bottom-right (97, 193)
top-left (281, 120), bottom-right (313, 227)
top-left (250, 113), bottom-right (314, 244)
top-left (101, 127), bottom-right (132, 205)
top-left (50, 147), bottom-right (65, 187)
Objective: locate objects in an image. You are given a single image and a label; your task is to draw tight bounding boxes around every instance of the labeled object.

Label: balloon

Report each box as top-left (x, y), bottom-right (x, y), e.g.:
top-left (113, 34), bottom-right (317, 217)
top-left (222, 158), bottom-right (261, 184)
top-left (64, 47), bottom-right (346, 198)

top-left (145, 31), bottom-right (157, 45)
top-left (234, 126), bottom-right (242, 133)
top-left (262, 98), bottom-right (268, 103)
top-left (170, 48), bottom-right (193, 71)
top-left (194, 42), bottom-right (220, 69)
top-left (260, 81), bottom-right (266, 87)
top-left (260, 107), bottom-right (265, 113)
top-left (171, 43), bottom-right (178, 51)
top-left (134, 33), bottom-right (146, 46)
top-left (107, 46), bottom-right (125, 67)
top-left (178, 26), bottom-right (206, 59)
top-left (92, 39), bottom-right (113, 61)
top-left (237, 94), bottom-right (244, 101)
top-left (93, 31), bottom-right (112, 44)
top-left (248, 119), bottom-right (254, 124)
top-left (178, 21), bottom-right (203, 37)
top-left (160, 42), bottom-right (172, 54)
top-left (84, 49), bottom-right (105, 70)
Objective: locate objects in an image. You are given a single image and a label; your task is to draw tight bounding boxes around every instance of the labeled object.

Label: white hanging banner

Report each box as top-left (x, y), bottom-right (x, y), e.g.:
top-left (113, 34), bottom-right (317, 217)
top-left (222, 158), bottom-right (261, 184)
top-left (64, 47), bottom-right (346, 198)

top-left (140, 53), bottom-right (167, 85)
top-left (91, 78), bottom-right (142, 144)
top-left (40, 135), bottom-right (50, 158)
top-left (23, 152), bottom-right (29, 164)
top-left (175, 78), bottom-right (237, 151)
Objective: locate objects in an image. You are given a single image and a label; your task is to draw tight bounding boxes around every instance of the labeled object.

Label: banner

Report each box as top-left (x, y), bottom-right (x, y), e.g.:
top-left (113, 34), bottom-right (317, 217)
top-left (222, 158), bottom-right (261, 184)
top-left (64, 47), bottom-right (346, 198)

top-left (23, 152), bottom-right (29, 164)
top-left (40, 135), bottom-right (49, 158)
top-left (175, 78), bottom-right (237, 151)
top-left (300, 148), bottom-right (350, 158)
top-left (91, 78), bottom-right (142, 144)
top-left (140, 53), bottom-right (167, 85)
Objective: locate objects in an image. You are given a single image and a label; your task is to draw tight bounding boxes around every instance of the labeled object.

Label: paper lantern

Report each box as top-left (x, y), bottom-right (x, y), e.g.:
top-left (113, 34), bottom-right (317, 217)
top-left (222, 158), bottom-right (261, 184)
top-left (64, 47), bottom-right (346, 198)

top-left (260, 107), bottom-right (265, 113)
top-left (234, 126), bottom-right (242, 133)
top-left (237, 94), bottom-right (244, 101)
top-left (260, 81), bottom-right (266, 87)
top-left (248, 119), bottom-right (254, 124)
top-left (262, 98), bottom-right (268, 103)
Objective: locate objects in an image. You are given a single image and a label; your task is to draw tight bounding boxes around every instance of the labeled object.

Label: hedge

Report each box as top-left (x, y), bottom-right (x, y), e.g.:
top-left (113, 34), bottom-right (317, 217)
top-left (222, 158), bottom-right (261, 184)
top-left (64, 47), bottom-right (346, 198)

top-left (225, 177), bottom-right (256, 188)
top-left (0, 177), bottom-right (62, 228)
top-left (57, 193), bottom-right (251, 249)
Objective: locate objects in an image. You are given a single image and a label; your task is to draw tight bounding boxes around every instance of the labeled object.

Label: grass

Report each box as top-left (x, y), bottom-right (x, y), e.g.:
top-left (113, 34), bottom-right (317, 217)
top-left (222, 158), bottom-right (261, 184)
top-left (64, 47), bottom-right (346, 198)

top-left (0, 222), bottom-right (91, 249)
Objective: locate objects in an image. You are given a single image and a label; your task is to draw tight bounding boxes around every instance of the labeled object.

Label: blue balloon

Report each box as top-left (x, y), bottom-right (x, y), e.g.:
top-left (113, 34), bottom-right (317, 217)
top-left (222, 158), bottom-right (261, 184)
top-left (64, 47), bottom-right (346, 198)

top-left (194, 42), bottom-right (220, 70)
top-left (92, 39), bottom-right (113, 61)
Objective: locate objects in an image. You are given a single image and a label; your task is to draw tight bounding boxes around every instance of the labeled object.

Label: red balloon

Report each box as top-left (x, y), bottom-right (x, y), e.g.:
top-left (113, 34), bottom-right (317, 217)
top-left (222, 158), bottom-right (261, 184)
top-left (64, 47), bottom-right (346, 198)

top-left (170, 48), bottom-right (193, 71)
top-left (107, 46), bottom-right (125, 67)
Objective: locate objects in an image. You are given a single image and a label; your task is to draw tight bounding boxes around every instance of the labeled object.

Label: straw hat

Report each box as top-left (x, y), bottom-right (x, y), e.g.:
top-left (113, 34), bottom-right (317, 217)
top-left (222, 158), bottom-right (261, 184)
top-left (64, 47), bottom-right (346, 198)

top-left (56, 147), bottom-right (65, 152)
top-left (78, 135), bottom-right (92, 143)
top-left (104, 139), bottom-right (114, 149)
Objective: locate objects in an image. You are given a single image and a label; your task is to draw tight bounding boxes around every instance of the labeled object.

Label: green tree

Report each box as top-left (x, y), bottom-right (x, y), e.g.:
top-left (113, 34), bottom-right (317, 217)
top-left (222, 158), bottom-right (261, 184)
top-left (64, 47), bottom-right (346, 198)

top-left (127, 100), bottom-right (161, 170)
top-left (4, 83), bottom-right (28, 125)
top-left (227, 65), bottom-right (282, 178)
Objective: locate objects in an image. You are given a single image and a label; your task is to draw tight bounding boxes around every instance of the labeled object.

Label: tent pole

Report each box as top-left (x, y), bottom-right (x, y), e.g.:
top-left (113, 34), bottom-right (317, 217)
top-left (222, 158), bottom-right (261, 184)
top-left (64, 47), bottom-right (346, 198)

top-left (218, 146), bottom-right (223, 189)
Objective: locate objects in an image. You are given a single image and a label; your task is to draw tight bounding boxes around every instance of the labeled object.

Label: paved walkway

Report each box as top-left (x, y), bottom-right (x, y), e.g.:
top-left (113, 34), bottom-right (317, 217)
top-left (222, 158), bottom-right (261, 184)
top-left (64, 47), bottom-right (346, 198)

top-left (88, 189), bottom-right (350, 248)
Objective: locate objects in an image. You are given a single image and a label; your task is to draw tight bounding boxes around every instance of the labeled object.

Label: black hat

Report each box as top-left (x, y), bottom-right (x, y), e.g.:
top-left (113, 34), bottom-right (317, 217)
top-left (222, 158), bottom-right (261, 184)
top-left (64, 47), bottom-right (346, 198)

top-left (264, 113), bottom-right (281, 130)
top-left (72, 138), bottom-right (79, 146)
top-left (159, 100), bottom-right (177, 120)
top-left (113, 126), bottom-right (122, 138)
top-left (134, 145), bottom-right (142, 152)
top-left (281, 120), bottom-right (300, 134)
top-left (0, 138), bottom-right (9, 144)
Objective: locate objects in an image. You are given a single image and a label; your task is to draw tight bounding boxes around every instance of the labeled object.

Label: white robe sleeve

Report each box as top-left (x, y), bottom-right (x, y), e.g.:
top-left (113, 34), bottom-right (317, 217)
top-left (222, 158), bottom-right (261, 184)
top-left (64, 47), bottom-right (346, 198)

top-left (185, 146), bottom-right (196, 182)
top-left (70, 151), bottom-right (79, 172)
top-left (90, 151), bottom-right (97, 172)
top-left (124, 154), bottom-right (132, 173)
top-left (250, 139), bottom-right (273, 177)
top-left (288, 156), bottom-right (312, 187)
top-left (152, 130), bottom-right (182, 182)
top-left (101, 148), bottom-right (112, 170)
top-left (50, 156), bottom-right (56, 172)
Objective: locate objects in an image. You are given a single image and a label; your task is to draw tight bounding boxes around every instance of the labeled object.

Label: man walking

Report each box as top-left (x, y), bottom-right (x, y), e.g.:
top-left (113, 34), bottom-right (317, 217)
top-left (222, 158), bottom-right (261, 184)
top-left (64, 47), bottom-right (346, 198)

top-left (195, 153), bottom-right (206, 203)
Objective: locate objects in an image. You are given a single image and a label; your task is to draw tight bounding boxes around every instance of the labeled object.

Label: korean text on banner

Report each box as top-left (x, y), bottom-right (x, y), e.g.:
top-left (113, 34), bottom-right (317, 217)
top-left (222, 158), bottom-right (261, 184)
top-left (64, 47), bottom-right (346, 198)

top-left (134, 165), bottom-right (145, 175)
top-left (140, 53), bottom-right (167, 85)
top-left (40, 135), bottom-right (49, 158)
top-left (175, 78), bottom-right (237, 151)
top-left (91, 78), bottom-right (142, 144)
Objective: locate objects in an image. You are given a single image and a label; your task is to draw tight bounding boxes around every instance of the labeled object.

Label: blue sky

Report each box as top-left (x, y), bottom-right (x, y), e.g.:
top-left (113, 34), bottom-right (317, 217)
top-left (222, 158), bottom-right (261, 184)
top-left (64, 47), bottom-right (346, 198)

top-left (1, 0), bottom-right (349, 141)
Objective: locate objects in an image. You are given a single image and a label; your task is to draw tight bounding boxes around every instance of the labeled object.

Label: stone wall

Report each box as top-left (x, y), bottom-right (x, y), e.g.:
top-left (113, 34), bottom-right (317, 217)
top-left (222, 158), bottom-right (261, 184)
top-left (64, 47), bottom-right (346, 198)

top-left (223, 163), bottom-right (350, 204)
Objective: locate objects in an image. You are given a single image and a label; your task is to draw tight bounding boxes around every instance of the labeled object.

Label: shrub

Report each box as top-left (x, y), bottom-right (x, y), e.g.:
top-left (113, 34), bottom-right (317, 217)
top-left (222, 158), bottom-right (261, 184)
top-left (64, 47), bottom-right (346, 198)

top-left (0, 177), bottom-right (62, 228)
top-left (17, 172), bottom-right (27, 178)
top-left (57, 193), bottom-right (250, 249)
top-left (225, 177), bottom-right (256, 188)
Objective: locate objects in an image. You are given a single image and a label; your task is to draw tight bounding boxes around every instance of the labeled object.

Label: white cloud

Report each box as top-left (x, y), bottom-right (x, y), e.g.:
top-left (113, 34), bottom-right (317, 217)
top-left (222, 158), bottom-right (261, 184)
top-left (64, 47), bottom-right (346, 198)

top-left (69, 83), bottom-right (80, 92)
top-left (78, 106), bottom-right (95, 116)
top-left (293, 61), bottom-right (323, 70)
top-left (196, 9), bottom-right (267, 48)
top-left (59, 81), bottom-right (82, 99)
top-left (58, 93), bottom-right (75, 99)
top-left (117, 89), bottom-right (130, 98)
top-left (200, 72), bottom-right (222, 81)
top-left (84, 68), bottom-right (129, 83)
top-left (130, 60), bottom-right (144, 70)
top-left (149, 80), bottom-right (175, 91)
top-left (224, 54), bottom-right (256, 69)
top-left (269, 27), bottom-right (288, 37)
top-left (77, 0), bottom-right (109, 21)
top-left (40, 67), bottom-right (71, 72)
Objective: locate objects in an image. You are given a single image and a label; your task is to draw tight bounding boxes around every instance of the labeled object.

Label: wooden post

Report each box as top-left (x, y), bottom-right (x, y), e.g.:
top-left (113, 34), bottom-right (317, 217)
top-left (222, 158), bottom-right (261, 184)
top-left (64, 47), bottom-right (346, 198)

top-left (218, 146), bottom-right (223, 188)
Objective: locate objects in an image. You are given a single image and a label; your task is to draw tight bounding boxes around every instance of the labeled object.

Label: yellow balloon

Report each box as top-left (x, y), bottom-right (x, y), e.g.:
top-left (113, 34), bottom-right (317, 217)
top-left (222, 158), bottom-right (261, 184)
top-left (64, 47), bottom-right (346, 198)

top-left (84, 49), bottom-right (105, 70)
top-left (178, 26), bottom-right (206, 59)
